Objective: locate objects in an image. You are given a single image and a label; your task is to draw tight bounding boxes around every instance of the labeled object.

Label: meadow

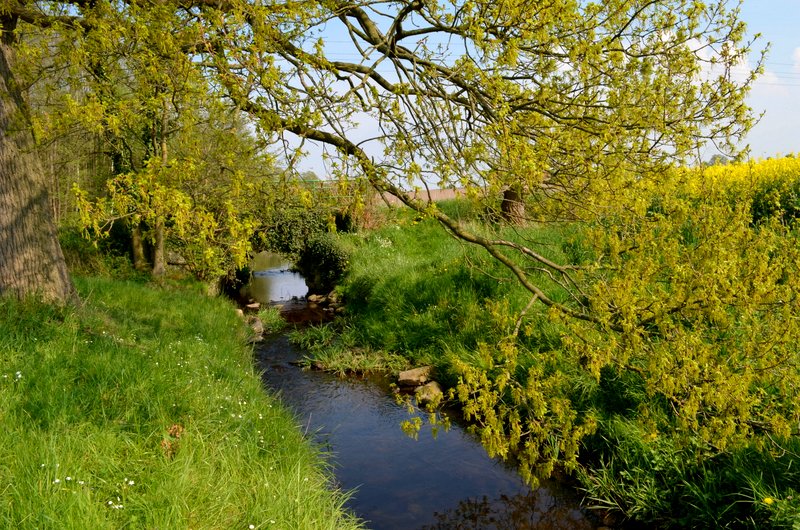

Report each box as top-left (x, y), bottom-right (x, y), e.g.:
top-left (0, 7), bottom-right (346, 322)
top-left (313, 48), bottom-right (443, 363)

top-left (0, 276), bottom-right (362, 529)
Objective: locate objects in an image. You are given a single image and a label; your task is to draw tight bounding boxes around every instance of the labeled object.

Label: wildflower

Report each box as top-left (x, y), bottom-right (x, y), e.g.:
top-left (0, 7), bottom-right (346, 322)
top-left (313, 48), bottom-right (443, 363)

top-left (763, 497), bottom-right (775, 505)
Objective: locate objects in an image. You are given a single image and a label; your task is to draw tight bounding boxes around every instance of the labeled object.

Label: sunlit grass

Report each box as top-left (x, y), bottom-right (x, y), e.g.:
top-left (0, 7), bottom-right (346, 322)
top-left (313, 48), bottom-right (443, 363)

top-left (0, 277), bottom-right (362, 529)
top-left (318, 203), bottom-right (569, 373)
top-left (289, 322), bottom-right (407, 375)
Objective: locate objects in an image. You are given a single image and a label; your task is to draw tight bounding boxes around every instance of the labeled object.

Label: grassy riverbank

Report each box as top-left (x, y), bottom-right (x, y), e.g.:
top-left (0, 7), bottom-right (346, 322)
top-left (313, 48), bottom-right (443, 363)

top-left (293, 201), bottom-right (570, 377)
top-left (297, 195), bottom-right (800, 528)
top-left (0, 276), bottom-right (361, 529)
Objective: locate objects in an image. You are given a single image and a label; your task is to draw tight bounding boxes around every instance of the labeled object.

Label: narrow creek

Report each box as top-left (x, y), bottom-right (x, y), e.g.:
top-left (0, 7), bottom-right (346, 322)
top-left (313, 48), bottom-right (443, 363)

top-left (247, 254), bottom-right (599, 529)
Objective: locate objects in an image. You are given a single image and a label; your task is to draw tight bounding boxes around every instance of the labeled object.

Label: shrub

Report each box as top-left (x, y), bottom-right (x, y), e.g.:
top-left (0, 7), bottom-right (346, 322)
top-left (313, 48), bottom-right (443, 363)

top-left (751, 177), bottom-right (800, 226)
top-left (580, 419), bottom-right (800, 529)
top-left (59, 227), bottom-right (140, 278)
top-left (256, 205), bottom-right (328, 258)
top-left (295, 234), bottom-right (349, 294)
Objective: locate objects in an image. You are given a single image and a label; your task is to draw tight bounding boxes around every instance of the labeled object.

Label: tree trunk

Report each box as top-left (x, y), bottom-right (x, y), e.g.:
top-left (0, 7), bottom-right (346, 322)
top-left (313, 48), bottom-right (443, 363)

top-left (0, 17), bottom-right (76, 303)
top-left (150, 102), bottom-right (168, 278)
top-left (131, 223), bottom-right (148, 272)
top-left (151, 218), bottom-right (165, 277)
top-left (501, 185), bottom-right (526, 225)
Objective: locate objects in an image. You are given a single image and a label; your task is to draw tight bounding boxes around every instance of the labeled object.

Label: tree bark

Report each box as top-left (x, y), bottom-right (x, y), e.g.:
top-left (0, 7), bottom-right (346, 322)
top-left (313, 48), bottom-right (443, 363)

top-left (0, 17), bottom-right (76, 303)
top-left (151, 218), bottom-right (165, 277)
top-left (501, 185), bottom-right (526, 225)
top-left (150, 102), bottom-right (168, 278)
top-left (131, 222), bottom-right (148, 272)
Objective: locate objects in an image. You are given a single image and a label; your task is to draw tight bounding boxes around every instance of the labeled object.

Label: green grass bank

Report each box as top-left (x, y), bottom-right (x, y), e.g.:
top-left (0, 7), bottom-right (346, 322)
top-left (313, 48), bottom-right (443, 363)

top-left (297, 200), bottom-right (800, 529)
top-left (0, 276), bottom-right (362, 529)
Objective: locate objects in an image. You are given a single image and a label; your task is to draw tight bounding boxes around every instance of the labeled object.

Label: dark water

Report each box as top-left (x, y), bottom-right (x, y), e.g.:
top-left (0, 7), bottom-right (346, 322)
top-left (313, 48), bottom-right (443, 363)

top-left (256, 337), bottom-right (596, 530)
top-left (254, 263), bottom-right (598, 529)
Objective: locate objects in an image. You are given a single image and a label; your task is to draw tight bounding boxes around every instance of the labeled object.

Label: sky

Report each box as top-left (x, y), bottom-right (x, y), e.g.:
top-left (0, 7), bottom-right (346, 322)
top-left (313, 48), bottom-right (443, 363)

top-left (736, 0), bottom-right (800, 158)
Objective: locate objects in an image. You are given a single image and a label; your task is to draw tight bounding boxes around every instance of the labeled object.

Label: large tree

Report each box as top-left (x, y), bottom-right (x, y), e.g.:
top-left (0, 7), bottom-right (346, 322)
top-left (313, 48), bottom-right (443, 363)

top-left (0, 15), bottom-right (74, 302)
top-left (0, 0), bottom-right (758, 307)
top-left (14, 0), bottom-right (285, 284)
top-left (6, 0), bottom-right (787, 498)
top-left (198, 0), bottom-right (760, 319)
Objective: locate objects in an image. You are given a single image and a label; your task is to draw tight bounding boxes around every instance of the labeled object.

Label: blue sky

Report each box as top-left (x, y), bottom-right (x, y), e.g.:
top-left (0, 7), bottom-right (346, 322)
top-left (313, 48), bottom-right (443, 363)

top-left (739, 0), bottom-right (800, 158)
top-left (296, 2), bottom-right (800, 175)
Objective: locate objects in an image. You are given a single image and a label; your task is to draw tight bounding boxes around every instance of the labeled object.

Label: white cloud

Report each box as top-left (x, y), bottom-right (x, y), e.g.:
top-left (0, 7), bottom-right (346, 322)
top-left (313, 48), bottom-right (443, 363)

top-left (751, 69), bottom-right (791, 98)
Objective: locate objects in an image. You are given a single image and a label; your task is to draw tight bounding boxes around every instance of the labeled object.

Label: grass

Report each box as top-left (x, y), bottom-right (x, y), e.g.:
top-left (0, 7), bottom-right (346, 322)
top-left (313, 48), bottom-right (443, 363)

top-left (289, 322), bottom-right (408, 375)
top-left (0, 276), bottom-right (362, 529)
top-left (257, 305), bottom-right (290, 335)
top-left (304, 201), bottom-right (569, 378)
top-left (296, 198), bottom-right (800, 528)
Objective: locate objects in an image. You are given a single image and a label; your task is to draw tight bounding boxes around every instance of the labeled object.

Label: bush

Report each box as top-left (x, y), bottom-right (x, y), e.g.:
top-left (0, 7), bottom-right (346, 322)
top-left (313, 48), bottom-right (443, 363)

top-left (579, 419), bottom-right (800, 529)
top-left (751, 177), bottom-right (800, 226)
top-left (256, 205), bottom-right (328, 258)
top-left (59, 227), bottom-right (140, 278)
top-left (295, 234), bottom-right (349, 294)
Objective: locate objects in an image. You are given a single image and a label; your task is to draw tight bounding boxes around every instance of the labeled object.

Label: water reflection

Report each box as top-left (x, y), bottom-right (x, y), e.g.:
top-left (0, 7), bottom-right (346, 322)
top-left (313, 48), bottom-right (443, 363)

top-left (257, 335), bottom-right (598, 530)
top-left (423, 490), bottom-right (594, 530)
top-left (247, 252), bottom-right (307, 303)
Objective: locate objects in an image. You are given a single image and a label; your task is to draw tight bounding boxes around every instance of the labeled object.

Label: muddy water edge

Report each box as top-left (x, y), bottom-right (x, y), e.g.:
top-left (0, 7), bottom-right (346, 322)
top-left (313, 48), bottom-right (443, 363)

top-left (247, 257), bottom-right (602, 529)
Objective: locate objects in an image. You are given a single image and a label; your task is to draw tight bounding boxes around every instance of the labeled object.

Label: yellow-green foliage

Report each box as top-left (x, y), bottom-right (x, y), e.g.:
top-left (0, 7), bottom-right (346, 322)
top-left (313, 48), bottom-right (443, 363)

top-left (449, 157), bottom-right (800, 493)
top-left (73, 164), bottom-right (259, 280)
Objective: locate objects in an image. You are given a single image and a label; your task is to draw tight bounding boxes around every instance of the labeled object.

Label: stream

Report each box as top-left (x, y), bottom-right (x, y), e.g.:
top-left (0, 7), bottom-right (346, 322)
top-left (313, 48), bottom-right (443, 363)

top-left (248, 253), bottom-right (599, 529)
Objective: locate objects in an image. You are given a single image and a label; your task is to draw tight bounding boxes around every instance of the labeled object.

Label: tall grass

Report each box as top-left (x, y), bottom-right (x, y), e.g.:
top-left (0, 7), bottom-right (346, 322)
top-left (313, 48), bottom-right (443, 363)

top-left (315, 202), bottom-right (568, 378)
top-left (0, 276), bottom-right (362, 529)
